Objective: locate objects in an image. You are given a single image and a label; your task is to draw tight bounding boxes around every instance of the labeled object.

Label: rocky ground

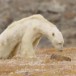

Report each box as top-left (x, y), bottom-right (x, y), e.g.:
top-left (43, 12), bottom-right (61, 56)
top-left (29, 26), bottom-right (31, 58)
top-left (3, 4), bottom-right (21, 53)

top-left (0, 48), bottom-right (76, 76)
top-left (0, 0), bottom-right (76, 48)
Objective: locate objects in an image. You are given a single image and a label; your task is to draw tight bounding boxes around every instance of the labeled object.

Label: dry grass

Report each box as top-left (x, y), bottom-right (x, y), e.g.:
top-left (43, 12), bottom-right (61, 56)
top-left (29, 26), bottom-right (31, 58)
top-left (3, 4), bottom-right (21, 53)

top-left (0, 48), bottom-right (76, 76)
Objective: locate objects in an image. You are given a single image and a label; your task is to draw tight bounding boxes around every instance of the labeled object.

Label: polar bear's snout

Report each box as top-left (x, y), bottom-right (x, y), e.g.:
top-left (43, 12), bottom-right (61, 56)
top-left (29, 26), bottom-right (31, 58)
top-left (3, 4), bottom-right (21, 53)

top-left (56, 42), bottom-right (64, 52)
top-left (52, 40), bottom-right (64, 52)
top-left (51, 39), bottom-right (64, 52)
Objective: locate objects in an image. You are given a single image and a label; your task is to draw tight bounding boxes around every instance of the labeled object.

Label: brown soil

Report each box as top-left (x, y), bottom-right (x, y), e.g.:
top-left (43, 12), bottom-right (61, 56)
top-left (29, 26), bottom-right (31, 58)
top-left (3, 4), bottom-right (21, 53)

top-left (0, 48), bottom-right (76, 76)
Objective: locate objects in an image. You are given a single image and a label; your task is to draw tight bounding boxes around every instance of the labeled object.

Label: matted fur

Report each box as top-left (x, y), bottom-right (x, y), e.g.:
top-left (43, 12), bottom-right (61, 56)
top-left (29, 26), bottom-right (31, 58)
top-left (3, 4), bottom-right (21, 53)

top-left (0, 14), bottom-right (64, 59)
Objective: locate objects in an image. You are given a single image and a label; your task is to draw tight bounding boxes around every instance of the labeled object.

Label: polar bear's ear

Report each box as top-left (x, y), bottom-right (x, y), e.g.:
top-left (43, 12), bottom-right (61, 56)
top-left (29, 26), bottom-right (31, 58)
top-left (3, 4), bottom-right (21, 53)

top-left (52, 33), bottom-right (55, 36)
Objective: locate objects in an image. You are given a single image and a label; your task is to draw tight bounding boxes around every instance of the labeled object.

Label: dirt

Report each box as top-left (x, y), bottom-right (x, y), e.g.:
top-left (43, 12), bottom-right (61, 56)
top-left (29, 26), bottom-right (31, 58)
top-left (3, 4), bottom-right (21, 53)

top-left (0, 48), bottom-right (76, 76)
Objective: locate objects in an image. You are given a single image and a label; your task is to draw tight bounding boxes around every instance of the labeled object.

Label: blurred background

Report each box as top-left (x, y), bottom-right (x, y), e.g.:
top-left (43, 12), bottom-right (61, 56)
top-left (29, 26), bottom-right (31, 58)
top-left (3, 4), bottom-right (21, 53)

top-left (0, 0), bottom-right (76, 48)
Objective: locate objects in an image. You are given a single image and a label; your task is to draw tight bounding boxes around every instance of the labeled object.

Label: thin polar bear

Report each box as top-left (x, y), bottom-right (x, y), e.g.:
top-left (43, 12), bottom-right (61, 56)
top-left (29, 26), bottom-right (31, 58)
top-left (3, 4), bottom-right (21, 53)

top-left (0, 14), bottom-right (64, 59)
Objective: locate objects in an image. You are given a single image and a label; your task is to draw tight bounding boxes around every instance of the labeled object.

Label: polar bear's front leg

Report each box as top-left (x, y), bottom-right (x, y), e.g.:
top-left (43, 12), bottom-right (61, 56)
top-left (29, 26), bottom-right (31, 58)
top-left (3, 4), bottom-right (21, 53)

top-left (15, 43), bottom-right (36, 58)
top-left (15, 31), bottom-right (36, 58)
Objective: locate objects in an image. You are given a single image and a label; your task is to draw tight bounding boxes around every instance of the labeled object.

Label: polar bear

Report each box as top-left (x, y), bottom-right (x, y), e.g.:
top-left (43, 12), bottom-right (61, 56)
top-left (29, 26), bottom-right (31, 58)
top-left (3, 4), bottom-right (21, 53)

top-left (0, 14), bottom-right (64, 59)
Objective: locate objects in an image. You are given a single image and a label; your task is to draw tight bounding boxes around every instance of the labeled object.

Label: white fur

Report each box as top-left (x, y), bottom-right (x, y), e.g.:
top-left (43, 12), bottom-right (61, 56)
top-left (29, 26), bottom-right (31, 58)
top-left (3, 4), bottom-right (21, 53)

top-left (0, 14), bottom-right (64, 59)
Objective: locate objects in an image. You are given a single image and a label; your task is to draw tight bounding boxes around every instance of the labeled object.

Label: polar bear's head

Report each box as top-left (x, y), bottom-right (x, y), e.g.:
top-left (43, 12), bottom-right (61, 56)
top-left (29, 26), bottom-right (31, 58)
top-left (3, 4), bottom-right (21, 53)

top-left (48, 26), bottom-right (64, 51)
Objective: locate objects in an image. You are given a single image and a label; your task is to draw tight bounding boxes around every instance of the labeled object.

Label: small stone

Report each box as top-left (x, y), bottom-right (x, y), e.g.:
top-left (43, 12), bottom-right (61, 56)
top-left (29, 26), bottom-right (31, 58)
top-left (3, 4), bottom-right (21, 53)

top-left (51, 54), bottom-right (71, 61)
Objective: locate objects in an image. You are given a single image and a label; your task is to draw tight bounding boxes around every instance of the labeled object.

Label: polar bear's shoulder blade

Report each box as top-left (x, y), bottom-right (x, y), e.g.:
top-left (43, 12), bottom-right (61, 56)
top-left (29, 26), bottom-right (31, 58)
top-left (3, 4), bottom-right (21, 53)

top-left (29, 14), bottom-right (44, 19)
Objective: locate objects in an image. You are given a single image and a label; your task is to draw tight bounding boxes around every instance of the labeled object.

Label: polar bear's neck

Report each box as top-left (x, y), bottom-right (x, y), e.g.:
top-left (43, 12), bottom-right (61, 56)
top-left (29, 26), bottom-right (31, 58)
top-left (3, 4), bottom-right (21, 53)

top-left (33, 18), bottom-right (55, 41)
top-left (25, 17), bottom-right (55, 47)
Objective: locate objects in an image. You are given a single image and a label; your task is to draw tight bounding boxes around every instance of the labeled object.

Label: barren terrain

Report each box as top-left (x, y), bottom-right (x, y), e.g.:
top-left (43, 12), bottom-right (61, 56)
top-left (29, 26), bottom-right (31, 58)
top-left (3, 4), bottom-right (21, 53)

top-left (0, 48), bottom-right (76, 76)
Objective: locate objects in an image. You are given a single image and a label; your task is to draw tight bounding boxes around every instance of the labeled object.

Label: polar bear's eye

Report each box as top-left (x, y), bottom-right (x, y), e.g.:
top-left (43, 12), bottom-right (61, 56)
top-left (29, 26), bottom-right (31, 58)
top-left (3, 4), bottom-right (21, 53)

top-left (52, 33), bottom-right (55, 36)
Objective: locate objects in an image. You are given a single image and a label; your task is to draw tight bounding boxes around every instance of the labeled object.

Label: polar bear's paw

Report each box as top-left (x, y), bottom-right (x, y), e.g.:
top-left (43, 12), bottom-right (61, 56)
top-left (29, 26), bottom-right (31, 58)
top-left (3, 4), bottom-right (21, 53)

top-left (0, 56), bottom-right (8, 59)
top-left (0, 52), bottom-right (9, 59)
